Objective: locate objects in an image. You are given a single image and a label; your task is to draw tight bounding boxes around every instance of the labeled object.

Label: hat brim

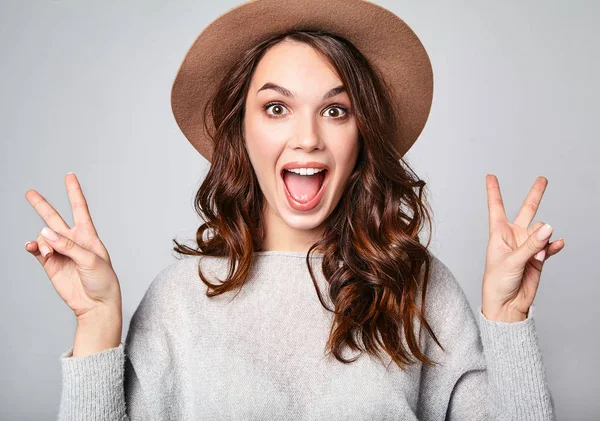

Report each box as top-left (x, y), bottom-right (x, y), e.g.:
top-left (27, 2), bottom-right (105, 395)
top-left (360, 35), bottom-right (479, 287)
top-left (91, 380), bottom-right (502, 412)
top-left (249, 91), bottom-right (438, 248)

top-left (171, 0), bottom-right (434, 162)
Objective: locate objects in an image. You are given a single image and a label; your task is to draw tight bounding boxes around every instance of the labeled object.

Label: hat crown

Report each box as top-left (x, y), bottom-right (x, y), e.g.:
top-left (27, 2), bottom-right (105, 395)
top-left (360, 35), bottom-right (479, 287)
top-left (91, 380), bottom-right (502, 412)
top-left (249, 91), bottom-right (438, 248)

top-left (171, 0), bottom-right (433, 162)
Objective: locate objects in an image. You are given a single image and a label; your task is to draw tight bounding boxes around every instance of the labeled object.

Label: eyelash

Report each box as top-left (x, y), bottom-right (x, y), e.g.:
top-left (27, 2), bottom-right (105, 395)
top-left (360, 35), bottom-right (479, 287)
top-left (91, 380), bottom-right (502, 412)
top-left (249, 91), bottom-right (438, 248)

top-left (262, 102), bottom-right (351, 120)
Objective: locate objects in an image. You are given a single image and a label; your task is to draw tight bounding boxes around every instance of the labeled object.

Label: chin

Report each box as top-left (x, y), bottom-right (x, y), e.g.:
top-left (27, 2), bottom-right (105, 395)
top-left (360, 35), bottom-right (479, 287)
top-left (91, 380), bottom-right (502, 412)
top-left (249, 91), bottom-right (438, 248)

top-left (281, 214), bottom-right (327, 231)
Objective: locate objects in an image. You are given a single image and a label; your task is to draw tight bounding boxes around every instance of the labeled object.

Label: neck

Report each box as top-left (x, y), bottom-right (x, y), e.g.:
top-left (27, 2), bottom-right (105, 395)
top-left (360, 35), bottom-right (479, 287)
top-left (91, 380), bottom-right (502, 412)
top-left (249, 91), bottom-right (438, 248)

top-left (261, 204), bottom-right (326, 253)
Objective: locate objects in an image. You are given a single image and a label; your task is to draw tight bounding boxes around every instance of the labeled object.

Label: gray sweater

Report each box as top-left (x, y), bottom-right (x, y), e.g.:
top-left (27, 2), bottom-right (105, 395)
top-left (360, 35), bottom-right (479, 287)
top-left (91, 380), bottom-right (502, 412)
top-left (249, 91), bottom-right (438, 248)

top-left (57, 251), bottom-right (557, 420)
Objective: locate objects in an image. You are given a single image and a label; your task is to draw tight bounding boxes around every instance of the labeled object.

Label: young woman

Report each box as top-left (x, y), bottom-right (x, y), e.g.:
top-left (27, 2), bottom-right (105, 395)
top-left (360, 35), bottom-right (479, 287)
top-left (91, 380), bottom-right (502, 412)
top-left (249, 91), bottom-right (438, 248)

top-left (25, 0), bottom-right (563, 419)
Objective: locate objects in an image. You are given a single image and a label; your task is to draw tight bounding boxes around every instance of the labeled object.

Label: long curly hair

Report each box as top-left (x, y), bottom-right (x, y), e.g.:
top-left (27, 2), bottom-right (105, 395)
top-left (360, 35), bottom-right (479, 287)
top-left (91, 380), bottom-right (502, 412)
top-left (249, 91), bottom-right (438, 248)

top-left (172, 29), bottom-right (444, 370)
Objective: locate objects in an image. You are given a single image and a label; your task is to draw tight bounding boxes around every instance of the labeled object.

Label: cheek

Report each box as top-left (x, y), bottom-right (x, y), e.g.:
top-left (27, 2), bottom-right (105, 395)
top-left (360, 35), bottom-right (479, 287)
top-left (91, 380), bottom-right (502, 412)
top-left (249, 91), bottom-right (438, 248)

top-left (332, 131), bottom-right (360, 167)
top-left (245, 136), bottom-right (281, 172)
top-left (244, 125), bottom-right (283, 189)
top-left (245, 114), bottom-right (283, 152)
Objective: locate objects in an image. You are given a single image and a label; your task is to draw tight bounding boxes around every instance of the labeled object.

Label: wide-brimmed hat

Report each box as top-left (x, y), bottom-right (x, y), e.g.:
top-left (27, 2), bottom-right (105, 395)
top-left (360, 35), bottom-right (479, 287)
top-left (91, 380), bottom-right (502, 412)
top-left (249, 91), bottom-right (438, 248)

top-left (170, 0), bottom-right (434, 163)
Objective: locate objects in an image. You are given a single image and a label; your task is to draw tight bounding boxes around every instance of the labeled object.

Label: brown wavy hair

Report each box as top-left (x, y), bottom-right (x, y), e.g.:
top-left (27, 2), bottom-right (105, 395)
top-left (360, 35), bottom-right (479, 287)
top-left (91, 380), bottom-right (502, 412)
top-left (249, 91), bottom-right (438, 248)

top-left (172, 29), bottom-right (444, 370)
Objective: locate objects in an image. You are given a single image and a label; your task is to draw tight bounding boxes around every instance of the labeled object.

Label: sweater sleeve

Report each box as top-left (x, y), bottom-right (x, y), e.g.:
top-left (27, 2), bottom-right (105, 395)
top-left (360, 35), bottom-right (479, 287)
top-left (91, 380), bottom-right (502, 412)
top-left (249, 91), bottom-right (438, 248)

top-left (57, 264), bottom-right (177, 421)
top-left (416, 256), bottom-right (557, 420)
top-left (445, 304), bottom-right (557, 420)
top-left (57, 342), bottom-right (146, 420)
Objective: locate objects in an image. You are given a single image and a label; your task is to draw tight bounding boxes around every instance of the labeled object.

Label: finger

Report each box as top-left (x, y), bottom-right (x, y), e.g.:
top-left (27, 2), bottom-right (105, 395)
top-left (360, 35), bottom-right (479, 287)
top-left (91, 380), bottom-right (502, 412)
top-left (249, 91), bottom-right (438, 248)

top-left (40, 226), bottom-right (96, 268)
top-left (26, 240), bottom-right (48, 265)
top-left (514, 222), bottom-right (554, 266)
top-left (27, 237), bottom-right (53, 268)
top-left (25, 240), bottom-right (44, 265)
top-left (514, 176), bottom-right (548, 229)
top-left (36, 232), bottom-right (54, 258)
top-left (531, 234), bottom-right (564, 262)
top-left (534, 242), bottom-right (549, 263)
top-left (486, 174), bottom-right (507, 233)
top-left (25, 240), bottom-right (42, 257)
top-left (65, 173), bottom-right (98, 234)
top-left (25, 189), bottom-right (71, 233)
top-left (545, 238), bottom-right (565, 259)
top-left (527, 221), bottom-right (545, 236)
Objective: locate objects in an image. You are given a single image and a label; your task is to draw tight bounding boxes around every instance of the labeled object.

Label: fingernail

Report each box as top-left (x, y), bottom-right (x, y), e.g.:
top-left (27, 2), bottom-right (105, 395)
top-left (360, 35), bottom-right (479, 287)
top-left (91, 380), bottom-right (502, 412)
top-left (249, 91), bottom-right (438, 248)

top-left (25, 241), bottom-right (32, 248)
top-left (535, 249), bottom-right (546, 262)
top-left (536, 223), bottom-right (553, 241)
top-left (40, 245), bottom-right (52, 257)
top-left (41, 226), bottom-right (59, 241)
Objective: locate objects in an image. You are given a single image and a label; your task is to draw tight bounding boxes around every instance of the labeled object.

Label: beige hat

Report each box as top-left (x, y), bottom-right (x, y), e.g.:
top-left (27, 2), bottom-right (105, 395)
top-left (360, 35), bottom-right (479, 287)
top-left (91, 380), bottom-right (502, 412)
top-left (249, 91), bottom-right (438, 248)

top-left (170, 0), bottom-right (434, 163)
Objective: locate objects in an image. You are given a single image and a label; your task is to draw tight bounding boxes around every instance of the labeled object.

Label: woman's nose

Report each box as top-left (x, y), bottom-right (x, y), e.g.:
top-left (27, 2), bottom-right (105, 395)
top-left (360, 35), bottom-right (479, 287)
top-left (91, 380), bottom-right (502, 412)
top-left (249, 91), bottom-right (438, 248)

top-left (292, 114), bottom-right (324, 152)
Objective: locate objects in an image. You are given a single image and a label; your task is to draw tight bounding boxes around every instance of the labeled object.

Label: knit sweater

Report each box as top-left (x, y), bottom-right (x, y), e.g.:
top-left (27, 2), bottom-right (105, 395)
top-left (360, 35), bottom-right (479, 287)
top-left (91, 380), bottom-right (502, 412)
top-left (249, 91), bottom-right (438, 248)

top-left (57, 251), bottom-right (556, 420)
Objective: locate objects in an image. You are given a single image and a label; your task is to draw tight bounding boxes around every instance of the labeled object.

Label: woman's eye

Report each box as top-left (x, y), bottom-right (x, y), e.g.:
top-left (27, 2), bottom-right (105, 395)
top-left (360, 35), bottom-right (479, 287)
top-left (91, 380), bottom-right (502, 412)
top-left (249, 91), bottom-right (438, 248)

top-left (264, 103), bottom-right (289, 117)
top-left (322, 106), bottom-right (348, 118)
top-left (263, 103), bottom-right (349, 119)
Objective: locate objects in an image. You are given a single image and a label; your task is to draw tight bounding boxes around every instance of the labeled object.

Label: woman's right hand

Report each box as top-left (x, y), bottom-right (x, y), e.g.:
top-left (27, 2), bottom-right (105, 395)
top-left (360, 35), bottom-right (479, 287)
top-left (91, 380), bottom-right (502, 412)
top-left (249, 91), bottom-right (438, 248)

top-left (24, 172), bottom-right (122, 322)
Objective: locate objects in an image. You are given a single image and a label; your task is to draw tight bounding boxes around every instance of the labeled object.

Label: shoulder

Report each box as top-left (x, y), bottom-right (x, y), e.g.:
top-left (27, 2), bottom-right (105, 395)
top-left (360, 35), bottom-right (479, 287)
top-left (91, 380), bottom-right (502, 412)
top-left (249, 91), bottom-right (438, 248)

top-left (128, 255), bottom-right (201, 329)
top-left (417, 252), bottom-right (479, 345)
top-left (420, 252), bottom-right (468, 308)
top-left (129, 254), bottom-right (232, 328)
top-left (145, 255), bottom-right (198, 297)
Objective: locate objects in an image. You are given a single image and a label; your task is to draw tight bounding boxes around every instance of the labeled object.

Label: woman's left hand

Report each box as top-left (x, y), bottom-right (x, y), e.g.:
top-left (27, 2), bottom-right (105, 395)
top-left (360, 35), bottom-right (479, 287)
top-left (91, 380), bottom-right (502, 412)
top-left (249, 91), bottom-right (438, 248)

top-left (481, 175), bottom-right (565, 322)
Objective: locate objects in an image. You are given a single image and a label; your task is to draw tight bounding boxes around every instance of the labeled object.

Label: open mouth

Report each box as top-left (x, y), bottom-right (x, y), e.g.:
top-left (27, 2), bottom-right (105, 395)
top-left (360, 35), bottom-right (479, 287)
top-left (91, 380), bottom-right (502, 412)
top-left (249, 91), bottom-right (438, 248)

top-left (280, 168), bottom-right (330, 210)
top-left (280, 168), bottom-right (328, 191)
top-left (280, 168), bottom-right (328, 185)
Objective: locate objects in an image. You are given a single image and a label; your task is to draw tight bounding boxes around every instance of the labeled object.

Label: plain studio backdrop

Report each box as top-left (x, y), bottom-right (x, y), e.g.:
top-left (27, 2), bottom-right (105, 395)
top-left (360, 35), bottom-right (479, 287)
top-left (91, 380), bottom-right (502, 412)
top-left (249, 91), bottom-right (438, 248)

top-left (1, 0), bottom-right (598, 419)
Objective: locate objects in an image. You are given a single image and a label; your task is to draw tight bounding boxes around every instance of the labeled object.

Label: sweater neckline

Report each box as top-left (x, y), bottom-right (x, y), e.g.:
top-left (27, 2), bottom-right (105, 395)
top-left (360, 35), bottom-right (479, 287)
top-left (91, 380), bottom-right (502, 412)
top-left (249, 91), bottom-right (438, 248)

top-left (253, 251), bottom-right (324, 258)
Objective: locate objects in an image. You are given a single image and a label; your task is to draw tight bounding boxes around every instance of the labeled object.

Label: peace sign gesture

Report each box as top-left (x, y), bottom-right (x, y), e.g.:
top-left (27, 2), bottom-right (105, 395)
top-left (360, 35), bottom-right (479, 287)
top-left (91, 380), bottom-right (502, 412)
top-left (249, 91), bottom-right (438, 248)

top-left (481, 175), bottom-right (565, 322)
top-left (24, 173), bottom-right (122, 321)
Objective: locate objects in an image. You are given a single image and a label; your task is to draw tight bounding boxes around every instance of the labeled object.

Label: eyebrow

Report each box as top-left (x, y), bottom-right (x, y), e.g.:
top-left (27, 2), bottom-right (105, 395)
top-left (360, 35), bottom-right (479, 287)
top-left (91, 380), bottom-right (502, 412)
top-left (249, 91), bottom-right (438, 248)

top-left (256, 82), bottom-right (346, 100)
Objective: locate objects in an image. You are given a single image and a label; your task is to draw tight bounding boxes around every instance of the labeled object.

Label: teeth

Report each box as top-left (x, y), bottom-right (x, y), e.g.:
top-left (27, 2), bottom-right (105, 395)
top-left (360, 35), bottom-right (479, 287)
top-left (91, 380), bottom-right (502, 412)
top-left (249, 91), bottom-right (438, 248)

top-left (285, 168), bottom-right (326, 176)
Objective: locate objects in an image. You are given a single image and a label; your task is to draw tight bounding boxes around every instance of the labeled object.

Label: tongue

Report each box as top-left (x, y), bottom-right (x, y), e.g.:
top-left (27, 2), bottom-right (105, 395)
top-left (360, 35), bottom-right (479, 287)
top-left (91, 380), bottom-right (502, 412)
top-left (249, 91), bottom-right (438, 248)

top-left (282, 171), bottom-right (325, 203)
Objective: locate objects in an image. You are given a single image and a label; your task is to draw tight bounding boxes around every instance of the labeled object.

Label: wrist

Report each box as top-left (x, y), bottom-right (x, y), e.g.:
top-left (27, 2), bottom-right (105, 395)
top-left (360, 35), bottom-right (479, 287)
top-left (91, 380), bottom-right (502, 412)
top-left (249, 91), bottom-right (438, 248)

top-left (73, 305), bottom-right (123, 357)
top-left (482, 303), bottom-right (528, 323)
top-left (76, 302), bottom-right (122, 326)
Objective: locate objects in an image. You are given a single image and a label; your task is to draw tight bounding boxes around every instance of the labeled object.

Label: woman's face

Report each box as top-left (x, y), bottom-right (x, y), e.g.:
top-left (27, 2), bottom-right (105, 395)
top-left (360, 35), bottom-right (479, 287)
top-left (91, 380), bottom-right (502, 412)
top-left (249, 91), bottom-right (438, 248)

top-left (243, 40), bottom-right (360, 251)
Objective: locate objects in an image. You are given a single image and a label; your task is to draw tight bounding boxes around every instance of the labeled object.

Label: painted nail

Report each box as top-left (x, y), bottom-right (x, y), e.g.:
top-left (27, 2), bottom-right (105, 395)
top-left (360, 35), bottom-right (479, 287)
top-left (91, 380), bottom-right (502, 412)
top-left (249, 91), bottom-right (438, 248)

top-left (41, 226), bottom-right (59, 242)
top-left (536, 223), bottom-right (553, 241)
top-left (535, 249), bottom-right (546, 262)
top-left (40, 245), bottom-right (52, 257)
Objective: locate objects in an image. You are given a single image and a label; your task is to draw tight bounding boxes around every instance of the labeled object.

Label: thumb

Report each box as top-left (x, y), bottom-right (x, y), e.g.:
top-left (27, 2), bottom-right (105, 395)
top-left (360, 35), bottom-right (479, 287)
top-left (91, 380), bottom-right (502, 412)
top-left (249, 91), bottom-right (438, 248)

top-left (40, 226), bottom-right (95, 268)
top-left (514, 223), bottom-right (554, 266)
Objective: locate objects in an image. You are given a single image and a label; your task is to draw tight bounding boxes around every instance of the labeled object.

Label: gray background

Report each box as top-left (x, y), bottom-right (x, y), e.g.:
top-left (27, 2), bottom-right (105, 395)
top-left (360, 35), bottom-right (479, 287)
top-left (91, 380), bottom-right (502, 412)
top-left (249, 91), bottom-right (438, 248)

top-left (2, 0), bottom-right (598, 419)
